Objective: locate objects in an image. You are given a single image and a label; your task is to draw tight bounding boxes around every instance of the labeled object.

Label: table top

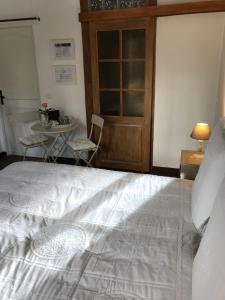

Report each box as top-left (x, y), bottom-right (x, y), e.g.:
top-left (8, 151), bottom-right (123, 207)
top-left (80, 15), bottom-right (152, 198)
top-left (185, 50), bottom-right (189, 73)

top-left (180, 150), bottom-right (204, 166)
top-left (31, 121), bottom-right (78, 134)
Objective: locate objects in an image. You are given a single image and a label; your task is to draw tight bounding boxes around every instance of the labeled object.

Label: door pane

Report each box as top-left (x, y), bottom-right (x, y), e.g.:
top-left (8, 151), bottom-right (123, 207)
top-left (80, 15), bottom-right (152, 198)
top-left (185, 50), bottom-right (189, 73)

top-left (99, 62), bottom-right (120, 88)
top-left (100, 91), bottom-right (120, 115)
top-left (98, 31), bottom-right (119, 59)
top-left (123, 91), bottom-right (144, 117)
top-left (123, 62), bottom-right (145, 89)
top-left (122, 29), bottom-right (145, 59)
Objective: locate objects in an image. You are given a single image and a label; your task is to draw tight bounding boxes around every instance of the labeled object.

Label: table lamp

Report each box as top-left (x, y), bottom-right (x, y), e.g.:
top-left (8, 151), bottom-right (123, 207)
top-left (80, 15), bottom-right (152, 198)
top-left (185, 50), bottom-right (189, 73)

top-left (190, 123), bottom-right (211, 152)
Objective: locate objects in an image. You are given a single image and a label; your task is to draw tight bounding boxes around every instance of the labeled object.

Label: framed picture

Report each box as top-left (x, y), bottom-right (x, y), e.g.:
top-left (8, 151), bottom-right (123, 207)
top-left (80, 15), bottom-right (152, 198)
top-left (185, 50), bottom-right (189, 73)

top-left (53, 65), bottom-right (77, 85)
top-left (51, 39), bottom-right (75, 60)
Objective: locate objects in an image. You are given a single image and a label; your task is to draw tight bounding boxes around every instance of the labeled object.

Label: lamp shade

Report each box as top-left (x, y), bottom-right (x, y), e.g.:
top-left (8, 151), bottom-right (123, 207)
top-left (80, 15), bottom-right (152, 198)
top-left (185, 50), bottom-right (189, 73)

top-left (191, 123), bottom-right (211, 140)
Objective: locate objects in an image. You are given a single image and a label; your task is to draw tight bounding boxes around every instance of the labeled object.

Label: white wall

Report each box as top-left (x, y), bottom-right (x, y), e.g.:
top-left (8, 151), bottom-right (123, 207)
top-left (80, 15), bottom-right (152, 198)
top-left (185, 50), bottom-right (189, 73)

top-left (32, 0), bottom-right (86, 138)
top-left (153, 13), bottom-right (225, 168)
top-left (0, 0), bottom-right (86, 141)
top-left (0, 0), bottom-right (35, 19)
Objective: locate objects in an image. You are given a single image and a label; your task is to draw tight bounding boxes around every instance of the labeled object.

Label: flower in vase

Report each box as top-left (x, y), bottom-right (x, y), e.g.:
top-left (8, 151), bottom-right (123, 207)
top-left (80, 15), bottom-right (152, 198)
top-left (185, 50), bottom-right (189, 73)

top-left (42, 102), bottom-right (48, 109)
top-left (39, 102), bottom-right (49, 115)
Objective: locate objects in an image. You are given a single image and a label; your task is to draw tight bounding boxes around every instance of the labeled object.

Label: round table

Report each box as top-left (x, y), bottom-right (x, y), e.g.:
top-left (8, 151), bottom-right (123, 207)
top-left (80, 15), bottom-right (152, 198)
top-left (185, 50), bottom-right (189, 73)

top-left (31, 121), bottom-right (78, 162)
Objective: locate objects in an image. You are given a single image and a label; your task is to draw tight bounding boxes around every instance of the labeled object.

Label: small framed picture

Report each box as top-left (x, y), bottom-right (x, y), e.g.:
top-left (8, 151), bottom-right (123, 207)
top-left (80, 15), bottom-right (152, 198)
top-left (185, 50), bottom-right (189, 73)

top-left (53, 65), bottom-right (77, 85)
top-left (51, 39), bottom-right (75, 60)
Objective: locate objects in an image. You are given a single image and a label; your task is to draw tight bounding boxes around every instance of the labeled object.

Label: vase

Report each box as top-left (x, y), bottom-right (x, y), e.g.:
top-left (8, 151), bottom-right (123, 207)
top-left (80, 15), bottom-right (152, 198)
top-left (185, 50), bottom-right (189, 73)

top-left (40, 113), bottom-right (49, 127)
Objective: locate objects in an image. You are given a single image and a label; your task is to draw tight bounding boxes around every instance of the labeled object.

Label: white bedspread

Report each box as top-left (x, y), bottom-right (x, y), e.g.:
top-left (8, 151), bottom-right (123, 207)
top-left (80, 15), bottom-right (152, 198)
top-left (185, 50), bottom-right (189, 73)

top-left (0, 162), bottom-right (197, 300)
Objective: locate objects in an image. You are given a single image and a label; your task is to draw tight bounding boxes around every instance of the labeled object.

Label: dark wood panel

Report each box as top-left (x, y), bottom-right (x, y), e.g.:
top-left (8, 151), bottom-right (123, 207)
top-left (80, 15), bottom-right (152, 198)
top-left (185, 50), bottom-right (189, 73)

top-left (99, 124), bottom-right (142, 162)
top-left (81, 22), bottom-right (94, 135)
top-left (79, 0), bottom-right (225, 22)
top-left (80, 0), bottom-right (89, 12)
top-left (151, 166), bottom-right (180, 178)
top-left (149, 15), bottom-right (157, 172)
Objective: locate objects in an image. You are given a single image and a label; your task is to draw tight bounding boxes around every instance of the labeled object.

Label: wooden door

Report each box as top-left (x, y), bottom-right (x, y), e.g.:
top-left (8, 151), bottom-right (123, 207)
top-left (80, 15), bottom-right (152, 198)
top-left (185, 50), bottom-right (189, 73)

top-left (89, 18), bottom-right (155, 172)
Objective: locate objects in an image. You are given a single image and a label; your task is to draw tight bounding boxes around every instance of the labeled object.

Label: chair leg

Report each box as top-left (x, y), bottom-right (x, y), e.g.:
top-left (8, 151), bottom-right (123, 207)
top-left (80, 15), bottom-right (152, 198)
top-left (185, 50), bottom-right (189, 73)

top-left (75, 152), bottom-right (81, 165)
top-left (42, 147), bottom-right (47, 162)
top-left (87, 149), bottom-right (98, 167)
top-left (79, 151), bottom-right (94, 167)
top-left (67, 146), bottom-right (78, 165)
top-left (23, 148), bottom-right (27, 161)
top-left (86, 160), bottom-right (93, 168)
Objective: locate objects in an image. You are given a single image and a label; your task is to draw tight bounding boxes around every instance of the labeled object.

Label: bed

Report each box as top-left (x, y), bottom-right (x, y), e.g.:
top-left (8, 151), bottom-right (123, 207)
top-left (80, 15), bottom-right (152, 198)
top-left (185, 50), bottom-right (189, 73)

top-left (0, 118), bottom-right (224, 300)
top-left (0, 161), bottom-right (196, 300)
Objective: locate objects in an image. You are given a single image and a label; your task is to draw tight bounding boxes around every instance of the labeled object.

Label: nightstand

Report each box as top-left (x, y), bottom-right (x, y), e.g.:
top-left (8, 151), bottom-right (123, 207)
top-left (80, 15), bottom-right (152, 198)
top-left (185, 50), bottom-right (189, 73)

top-left (180, 150), bottom-right (205, 180)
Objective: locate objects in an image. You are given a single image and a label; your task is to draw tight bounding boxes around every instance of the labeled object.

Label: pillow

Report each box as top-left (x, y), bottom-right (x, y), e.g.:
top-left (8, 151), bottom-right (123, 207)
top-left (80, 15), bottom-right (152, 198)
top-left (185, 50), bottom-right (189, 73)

top-left (192, 179), bottom-right (225, 300)
top-left (192, 117), bottom-right (225, 231)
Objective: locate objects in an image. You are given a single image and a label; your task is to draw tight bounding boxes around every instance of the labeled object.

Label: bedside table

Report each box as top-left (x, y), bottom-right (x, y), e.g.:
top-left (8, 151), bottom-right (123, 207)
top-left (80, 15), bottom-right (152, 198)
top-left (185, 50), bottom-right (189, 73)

top-left (180, 150), bottom-right (204, 180)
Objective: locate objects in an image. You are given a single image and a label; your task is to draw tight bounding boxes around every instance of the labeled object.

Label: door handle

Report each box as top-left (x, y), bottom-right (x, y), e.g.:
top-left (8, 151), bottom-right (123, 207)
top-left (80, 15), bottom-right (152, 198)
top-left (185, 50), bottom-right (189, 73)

top-left (0, 90), bottom-right (5, 105)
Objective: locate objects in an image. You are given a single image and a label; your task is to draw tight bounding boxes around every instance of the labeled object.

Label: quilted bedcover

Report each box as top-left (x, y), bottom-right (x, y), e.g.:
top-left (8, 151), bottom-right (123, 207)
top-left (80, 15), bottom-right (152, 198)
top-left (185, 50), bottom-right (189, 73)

top-left (0, 162), bottom-right (197, 300)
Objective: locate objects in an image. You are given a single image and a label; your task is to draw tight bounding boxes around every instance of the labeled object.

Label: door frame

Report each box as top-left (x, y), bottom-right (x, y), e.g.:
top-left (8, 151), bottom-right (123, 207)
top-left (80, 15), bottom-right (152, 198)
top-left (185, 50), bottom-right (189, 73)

top-left (82, 17), bottom-right (155, 172)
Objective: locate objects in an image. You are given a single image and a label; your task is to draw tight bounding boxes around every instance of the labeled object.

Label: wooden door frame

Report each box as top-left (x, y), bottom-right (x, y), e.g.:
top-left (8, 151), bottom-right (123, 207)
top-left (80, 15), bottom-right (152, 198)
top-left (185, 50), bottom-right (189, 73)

top-left (79, 0), bottom-right (225, 171)
top-left (80, 1), bottom-right (225, 20)
top-left (89, 18), bottom-right (155, 172)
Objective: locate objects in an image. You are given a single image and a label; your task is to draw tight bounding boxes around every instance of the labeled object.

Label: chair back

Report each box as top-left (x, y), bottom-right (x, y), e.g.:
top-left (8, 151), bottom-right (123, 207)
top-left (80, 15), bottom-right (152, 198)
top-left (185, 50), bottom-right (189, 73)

top-left (89, 114), bottom-right (104, 147)
top-left (92, 114), bottom-right (104, 128)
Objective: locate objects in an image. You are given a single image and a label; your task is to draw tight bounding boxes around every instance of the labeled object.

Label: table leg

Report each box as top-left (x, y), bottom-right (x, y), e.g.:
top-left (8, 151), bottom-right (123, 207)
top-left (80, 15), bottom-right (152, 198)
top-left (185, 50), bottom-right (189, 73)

top-left (44, 134), bottom-right (60, 162)
top-left (44, 131), bottom-right (73, 163)
top-left (57, 131), bottom-right (74, 159)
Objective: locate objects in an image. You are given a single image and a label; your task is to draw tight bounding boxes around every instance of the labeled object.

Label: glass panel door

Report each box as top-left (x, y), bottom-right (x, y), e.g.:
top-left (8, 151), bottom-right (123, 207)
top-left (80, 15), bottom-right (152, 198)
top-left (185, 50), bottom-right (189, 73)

top-left (89, 17), bottom-right (154, 172)
top-left (122, 29), bottom-right (145, 59)
top-left (97, 28), bottom-right (145, 117)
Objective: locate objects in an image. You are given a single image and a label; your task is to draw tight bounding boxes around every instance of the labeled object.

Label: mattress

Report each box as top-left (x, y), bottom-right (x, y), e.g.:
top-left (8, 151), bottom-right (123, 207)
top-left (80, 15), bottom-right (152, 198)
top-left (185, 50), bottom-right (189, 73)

top-left (0, 161), bottom-right (198, 300)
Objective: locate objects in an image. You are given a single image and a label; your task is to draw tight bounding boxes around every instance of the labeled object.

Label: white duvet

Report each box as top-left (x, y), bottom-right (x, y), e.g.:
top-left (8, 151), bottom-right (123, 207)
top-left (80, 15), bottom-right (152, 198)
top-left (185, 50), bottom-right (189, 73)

top-left (0, 162), bottom-right (197, 300)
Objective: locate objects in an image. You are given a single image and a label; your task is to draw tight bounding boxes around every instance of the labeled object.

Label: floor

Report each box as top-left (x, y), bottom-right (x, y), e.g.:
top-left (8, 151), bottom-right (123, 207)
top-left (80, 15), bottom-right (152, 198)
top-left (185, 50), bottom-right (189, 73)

top-left (0, 153), bottom-right (77, 171)
top-left (0, 153), bottom-right (180, 177)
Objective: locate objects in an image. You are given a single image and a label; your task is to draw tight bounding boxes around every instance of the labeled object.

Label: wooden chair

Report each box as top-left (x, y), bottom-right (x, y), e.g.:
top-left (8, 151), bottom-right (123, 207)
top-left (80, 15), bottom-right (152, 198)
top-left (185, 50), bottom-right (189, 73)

top-left (67, 114), bottom-right (104, 167)
top-left (10, 111), bottom-right (53, 160)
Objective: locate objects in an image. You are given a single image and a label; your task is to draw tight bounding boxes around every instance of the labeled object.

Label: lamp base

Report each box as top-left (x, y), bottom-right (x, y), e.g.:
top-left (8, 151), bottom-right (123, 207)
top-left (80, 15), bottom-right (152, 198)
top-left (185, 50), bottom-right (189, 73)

top-left (197, 140), bottom-right (204, 152)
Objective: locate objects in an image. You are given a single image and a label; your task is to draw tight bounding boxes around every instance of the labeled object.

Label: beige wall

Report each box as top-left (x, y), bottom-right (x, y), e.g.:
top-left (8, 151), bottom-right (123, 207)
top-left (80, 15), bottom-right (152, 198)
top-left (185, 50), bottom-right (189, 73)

top-left (153, 13), bottom-right (225, 168)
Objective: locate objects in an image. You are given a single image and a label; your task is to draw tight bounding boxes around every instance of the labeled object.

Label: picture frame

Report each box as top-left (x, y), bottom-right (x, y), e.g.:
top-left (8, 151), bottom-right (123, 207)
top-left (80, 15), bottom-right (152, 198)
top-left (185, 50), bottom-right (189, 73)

top-left (53, 65), bottom-right (77, 85)
top-left (51, 39), bottom-right (75, 60)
